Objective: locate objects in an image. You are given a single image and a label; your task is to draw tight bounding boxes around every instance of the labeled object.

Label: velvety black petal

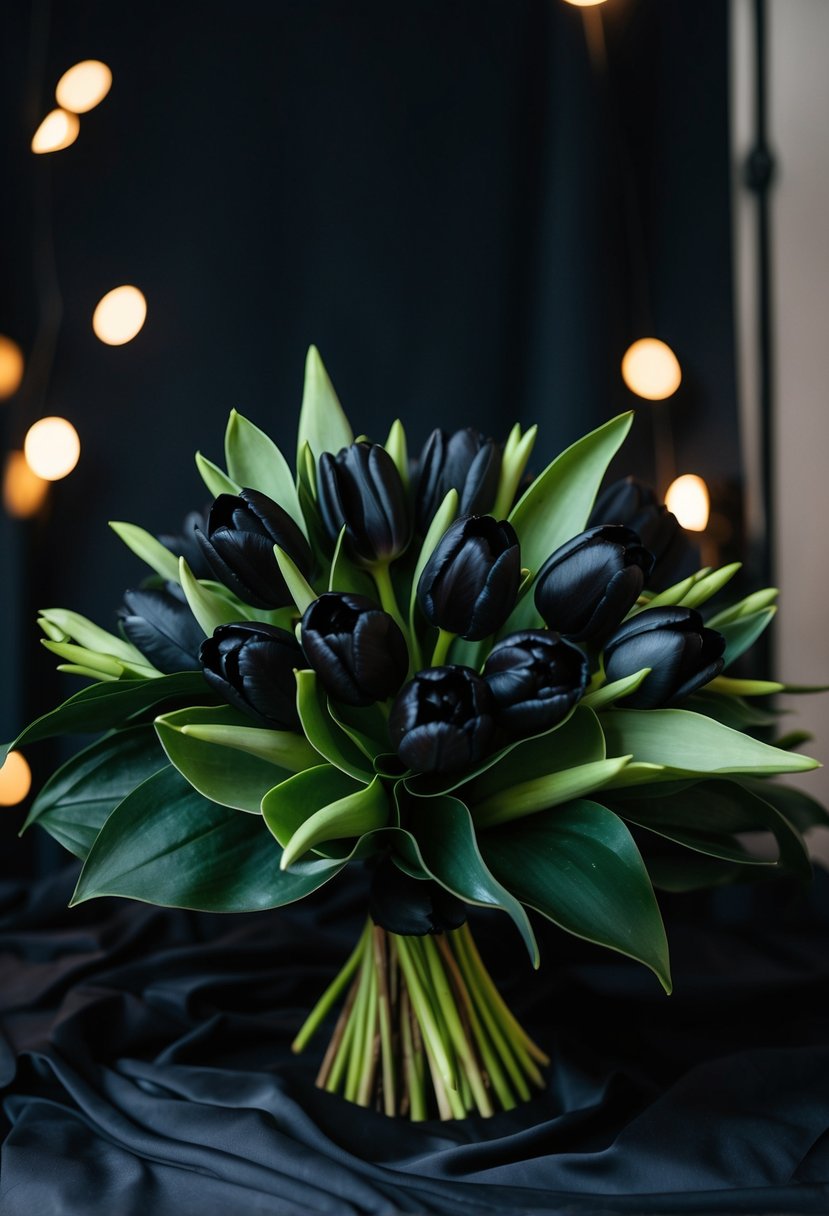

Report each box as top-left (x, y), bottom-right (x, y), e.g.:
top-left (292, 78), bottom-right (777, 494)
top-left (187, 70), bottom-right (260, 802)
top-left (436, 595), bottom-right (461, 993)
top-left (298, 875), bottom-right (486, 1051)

top-left (318, 444), bottom-right (409, 564)
top-left (483, 629), bottom-right (588, 738)
top-left (119, 588), bottom-right (204, 674)
top-left (159, 508), bottom-right (212, 579)
top-left (459, 440), bottom-right (501, 517)
top-left (604, 606), bottom-right (725, 709)
top-left (301, 593), bottom-right (408, 707)
top-left (389, 665), bottom-right (495, 774)
top-left (417, 515), bottom-right (520, 639)
top-left (200, 622), bottom-right (302, 729)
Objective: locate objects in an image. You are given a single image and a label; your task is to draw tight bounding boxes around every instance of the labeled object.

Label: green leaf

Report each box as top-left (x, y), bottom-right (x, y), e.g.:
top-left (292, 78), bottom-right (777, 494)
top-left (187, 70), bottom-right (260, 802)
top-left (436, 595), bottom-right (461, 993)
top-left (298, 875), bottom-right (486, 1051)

top-left (492, 424), bottom-right (537, 519)
top-left (22, 727), bottom-right (167, 859)
top-left (384, 419), bottom-right (409, 488)
top-left (638, 570), bottom-right (707, 612)
top-left (274, 545), bottom-right (317, 614)
top-left (677, 562), bottom-right (741, 609)
top-left (296, 345), bottom-right (353, 465)
top-left (328, 699), bottom-right (389, 761)
top-left (480, 800), bottom-right (671, 992)
top-left (601, 707), bottom-right (819, 782)
top-left (645, 854), bottom-right (746, 893)
top-left (39, 608), bottom-right (155, 669)
top-left (271, 773), bottom-right (390, 869)
top-left (174, 712), bottom-right (319, 771)
top-left (739, 778), bottom-right (829, 833)
top-left (472, 757), bottom-right (631, 828)
top-left (179, 557), bottom-right (244, 636)
top-left (409, 488), bottom-right (458, 629)
top-left (295, 669), bottom-right (373, 780)
top-left (155, 705), bottom-right (296, 812)
top-left (224, 410), bottom-right (306, 535)
top-left (405, 795), bottom-right (539, 967)
top-left (708, 587), bottom-right (778, 627)
top-left (262, 765), bottom-right (362, 845)
top-left (109, 521), bottom-right (182, 584)
top-left (504, 412), bottom-right (634, 631)
top-left (2, 671), bottom-right (213, 765)
top-left (582, 668), bottom-right (651, 711)
top-left (329, 526), bottom-right (375, 597)
top-left (195, 452), bottom-right (241, 499)
top-left (72, 767), bottom-right (341, 911)
top-left (686, 690), bottom-right (781, 730)
top-left (718, 607), bottom-right (777, 667)
top-left (41, 642), bottom-right (127, 680)
top-left (707, 676), bottom-right (784, 697)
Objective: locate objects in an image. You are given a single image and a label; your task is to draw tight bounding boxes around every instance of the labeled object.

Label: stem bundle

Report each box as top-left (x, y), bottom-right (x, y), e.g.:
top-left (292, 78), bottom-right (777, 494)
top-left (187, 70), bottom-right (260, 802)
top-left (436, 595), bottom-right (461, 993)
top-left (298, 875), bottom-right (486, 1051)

top-left (294, 920), bottom-right (548, 1120)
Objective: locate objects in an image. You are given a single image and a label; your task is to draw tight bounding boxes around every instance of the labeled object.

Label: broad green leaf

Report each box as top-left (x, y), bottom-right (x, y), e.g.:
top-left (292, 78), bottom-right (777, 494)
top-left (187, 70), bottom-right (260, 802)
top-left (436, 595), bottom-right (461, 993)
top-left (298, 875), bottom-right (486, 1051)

top-left (582, 668), bottom-right (651, 711)
top-left (677, 562), bottom-right (741, 610)
top-left (296, 345), bottom-right (353, 465)
top-left (2, 671), bottom-right (213, 766)
top-left (686, 690), bottom-right (780, 730)
top-left (405, 795), bottom-right (539, 967)
top-left (708, 587), bottom-right (778, 627)
top-left (179, 557), bottom-right (244, 636)
top-left (384, 419), bottom-right (409, 487)
top-left (224, 410), bottom-right (306, 535)
top-left (480, 800), bottom-right (671, 992)
top-left (329, 527), bottom-right (375, 597)
top-left (472, 757), bottom-right (631, 828)
top-left (328, 699), bottom-right (389, 761)
top-left (646, 854), bottom-right (746, 893)
top-left (39, 608), bottom-right (153, 668)
top-left (109, 521), bottom-right (182, 584)
top-left (155, 706), bottom-right (295, 812)
top-left (601, 707), bottom-right (819, 778)
top-left (72, 766), bottom-right (340, 911)
top-left (295, 669), bottom-right (373, 781)
top-left (276, 774), bottom-right (389, 869)
top-left (718, 607), bottom-right (776, 667)
top-left (739, 778), bottom-right (829, 834)
top-left (261, 764), bottom-right (361, 846)
top-left (274, 545), bottom-right (316, 614)
top-left (195, 452), bottom-right (241, 498)
top-left (409, 488), bottom-right (458, 629)
top-left (22, 726), bottom-right (167, 859)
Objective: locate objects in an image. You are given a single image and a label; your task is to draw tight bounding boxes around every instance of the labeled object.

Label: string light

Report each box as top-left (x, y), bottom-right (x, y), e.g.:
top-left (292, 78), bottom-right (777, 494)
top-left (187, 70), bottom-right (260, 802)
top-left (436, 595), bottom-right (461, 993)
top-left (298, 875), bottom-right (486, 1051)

top-left (3, 451), bottom-right (49, 518)
top-left (31, 108), bottom-right (80, 154)
top-left (24, 417), bottom-right (81, 481)
top-left (621, 338), bottom-right (682, 401)
top-left (92, 285), bottom-right (147, 345)
top-left (665, 474), bottom-right (710, 532)
top-left (0, 751), bottom-right (32, 806)
top-left (0, 336), bottom-right (25, 399)
top-left (55, 60), bottom-right (112, 114)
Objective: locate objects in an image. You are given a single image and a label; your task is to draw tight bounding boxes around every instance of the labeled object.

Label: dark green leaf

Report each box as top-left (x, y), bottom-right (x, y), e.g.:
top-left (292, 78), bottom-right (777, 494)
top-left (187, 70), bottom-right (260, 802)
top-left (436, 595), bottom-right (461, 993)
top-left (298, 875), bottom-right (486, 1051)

top-left (718, 608), bottom-right (776, 667)
top-left (295, 669), bottom-right (373, 780)
top-left (739, 778), bottom-right (829, 833)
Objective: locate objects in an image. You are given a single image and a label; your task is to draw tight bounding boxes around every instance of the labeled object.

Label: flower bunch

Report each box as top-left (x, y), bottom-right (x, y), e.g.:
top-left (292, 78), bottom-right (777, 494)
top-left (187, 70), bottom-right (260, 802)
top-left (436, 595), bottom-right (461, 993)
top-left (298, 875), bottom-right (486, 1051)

top-left (9, 346), bottom-right (826, 1122)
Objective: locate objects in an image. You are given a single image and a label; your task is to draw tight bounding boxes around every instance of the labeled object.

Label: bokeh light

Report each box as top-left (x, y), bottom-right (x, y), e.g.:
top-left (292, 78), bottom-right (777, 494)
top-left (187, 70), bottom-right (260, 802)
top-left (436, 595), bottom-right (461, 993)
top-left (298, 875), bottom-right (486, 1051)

top-left (0, 336), bottom-right (25, 399)
top-left (665, 474), bottom-right (710, 532)
top-left (561, 0), bottom-right (608, 6)
top-left (92, 285), bottom-right (147, 345)
top-left (55, 60), bottom-right (112, 114)
top-left (31, 108), bottom-right (80, 154)
top-left (3, 451), bottom-right (49, 518)
top-left (621, 338), bottom-right (682, 401)
top-left (24, 417), bottom-right (81, 481)
top-left (0, 751), bottom-right (32, 807)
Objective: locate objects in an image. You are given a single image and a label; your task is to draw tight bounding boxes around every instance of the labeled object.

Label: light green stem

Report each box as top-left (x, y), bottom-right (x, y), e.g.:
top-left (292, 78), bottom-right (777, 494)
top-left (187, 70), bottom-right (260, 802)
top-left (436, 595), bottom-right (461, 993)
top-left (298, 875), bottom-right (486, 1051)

top-left (344, 950), bottom-right (374, 1101)
top-left (292, 923), bottom-right (370, 1053)
top-left (372, 928), bottom-right (396, 1116)
top-left (421, 935), bottom-right (493, 1117)
top-left (396, 936), bottom-right (458, 1095)
top-left (457, 923), bottom-right (549, 1067)
top-left (430, 628), bottom-right (455, 668)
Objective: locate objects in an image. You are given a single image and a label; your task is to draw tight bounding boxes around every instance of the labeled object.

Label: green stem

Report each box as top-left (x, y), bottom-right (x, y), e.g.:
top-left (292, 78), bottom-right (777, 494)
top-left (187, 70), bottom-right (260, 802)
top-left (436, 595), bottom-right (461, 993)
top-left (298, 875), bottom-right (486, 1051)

top-left (396, 936), bottom-right (458, 1095)
top-left (456, 923), bottom-right (549, 1068)
top-left (344, 948), bottom-right (374, 1101)
top-left (372, 928), bottom-right (397, 1116)
top-left (292, 923), bottom-right (370, 1053)
top-left (356, 961), bottom-right (379, 1106)
top-left (421, 935), bottom-right (493, 1117)
top-left (430, 628), bottom-right (454, 668)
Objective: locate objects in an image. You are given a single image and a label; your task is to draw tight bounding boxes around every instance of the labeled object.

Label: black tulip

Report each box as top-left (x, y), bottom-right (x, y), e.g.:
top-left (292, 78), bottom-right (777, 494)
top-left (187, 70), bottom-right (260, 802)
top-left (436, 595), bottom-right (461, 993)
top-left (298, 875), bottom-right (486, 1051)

top-left (369, 856), bottom-right (466, 935)
top-left (603, 606), bottom-right (726, 708)
top-left (195, 489), bottom-right (313, 610)
top-left (158, 508), bottom-right (213, 580)
top-left (199, 621), bottom-right (304, 729)
top-left (418, 515), bottom-right (521, 641)
top-left (534, 525), bottom-right (653, 644)
top-left (301, 592), bottom-right (408, 707)
top-left (414, 427), bottom-right (501, 534)
top-left (317, 441), bottom-right (410, 566)
top-left (118, 584), bottom-right (204, 674)
top-left (483, 629), bottom-right (589, 738)
top-left (389, 665), bottom-right (495, 775)
top-left (590, 476), bottom-right (699, 592)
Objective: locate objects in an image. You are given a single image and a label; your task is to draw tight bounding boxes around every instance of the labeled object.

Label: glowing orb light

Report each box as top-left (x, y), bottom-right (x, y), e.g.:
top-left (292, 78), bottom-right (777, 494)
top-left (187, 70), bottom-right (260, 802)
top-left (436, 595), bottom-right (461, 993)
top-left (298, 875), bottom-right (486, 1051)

top-left (31, 108), bottom-right (80, 154)
top-left (0, 752), bottom-right (32, 807)
top-left (92, 285), bottom-right (147, 345)
top-left (0, 336), bottom-right (24, 399)
top-left (24, 417), bottom-right (81, 481)
top-left (56, 60), bottom-right (112, 114)
top-left (665, 474), bottom-right (710, 532)
top-left (621, 338), bottom-right (682, 401)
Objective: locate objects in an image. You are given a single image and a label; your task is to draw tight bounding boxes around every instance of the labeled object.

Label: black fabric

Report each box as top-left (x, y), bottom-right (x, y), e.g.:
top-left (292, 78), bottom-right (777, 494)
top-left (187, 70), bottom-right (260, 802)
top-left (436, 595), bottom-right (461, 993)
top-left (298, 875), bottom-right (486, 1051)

top-left (2, 866), bottom-right (828, 1214)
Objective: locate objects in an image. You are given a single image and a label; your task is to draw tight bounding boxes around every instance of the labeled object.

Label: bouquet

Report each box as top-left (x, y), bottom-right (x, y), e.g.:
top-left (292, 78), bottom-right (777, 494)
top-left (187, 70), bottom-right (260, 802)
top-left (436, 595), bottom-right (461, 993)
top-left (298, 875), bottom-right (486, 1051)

top-left (8, 346), bottom-right (826, 1122)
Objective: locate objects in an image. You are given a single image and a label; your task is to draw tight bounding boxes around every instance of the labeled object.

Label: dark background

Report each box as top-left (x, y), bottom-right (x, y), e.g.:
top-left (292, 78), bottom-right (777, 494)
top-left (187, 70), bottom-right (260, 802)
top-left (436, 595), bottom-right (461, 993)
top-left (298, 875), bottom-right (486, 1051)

top-left (0, 0), bottom-right (738, 875)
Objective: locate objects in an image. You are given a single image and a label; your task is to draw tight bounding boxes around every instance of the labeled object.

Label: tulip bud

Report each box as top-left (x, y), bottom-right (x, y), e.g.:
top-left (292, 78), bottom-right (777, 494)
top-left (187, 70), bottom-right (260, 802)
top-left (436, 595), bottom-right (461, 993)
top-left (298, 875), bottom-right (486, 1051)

top-left (369, 855), bottom-right (466, 935)
top-left (534, 525), bottom-right (653, 644)
top-left (389, 665), bottom-right (495, 774)
top-left (417, 515), bottom-right (521, 641)
top-left (590, 476), bottom-right (699, 591)
top-left (414, 427), bottom-right (501, 534)
top-left (158, 508), bottom-right (213, 581)
top-left (196, 489), bottom-right (313, 610)
top-left (483, 629), bottom-right (589, 738)
top-left (300, 592), bottom-right (408, 707)
top-left (317, 442), bottom-right (410, 566)
top-left (603, 605), bottom-right (725, 708)
top-left (118, 584), bottom-right (204, 674)
top-left (200, 621), bottom-right (304, 729)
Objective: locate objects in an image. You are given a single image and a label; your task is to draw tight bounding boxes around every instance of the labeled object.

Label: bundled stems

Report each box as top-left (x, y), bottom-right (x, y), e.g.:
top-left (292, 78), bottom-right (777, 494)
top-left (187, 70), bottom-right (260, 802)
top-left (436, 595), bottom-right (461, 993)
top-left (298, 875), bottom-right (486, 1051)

top-left (293, 919), bottom-right (548, 1120)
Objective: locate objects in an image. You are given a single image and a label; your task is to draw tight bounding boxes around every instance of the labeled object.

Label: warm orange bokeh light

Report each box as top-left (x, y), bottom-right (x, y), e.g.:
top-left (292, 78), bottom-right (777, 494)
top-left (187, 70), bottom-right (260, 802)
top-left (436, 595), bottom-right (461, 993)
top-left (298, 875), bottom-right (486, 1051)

top-left (3, 451), bottom-right (49, 518)
top-left (621, 338), bottom-right (682, 401)
top-left (56, 60), bottom-right (112, 114)
top-left (0, 336), bottom-right (25, 399)
top-left (0, 751), bottom-right (32, 807)
top-left (31, 108), bottom-right (80, 154)
top-left (24, 417), bottom-right (81, 481)
top-left (665, 474), bottom-right (711, 532)
top-left (92, 285), bottom-right (147, 345)
top-left (561, 0), bottom-right (608, 6)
